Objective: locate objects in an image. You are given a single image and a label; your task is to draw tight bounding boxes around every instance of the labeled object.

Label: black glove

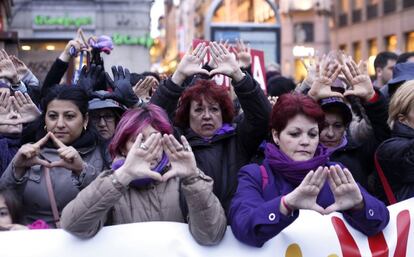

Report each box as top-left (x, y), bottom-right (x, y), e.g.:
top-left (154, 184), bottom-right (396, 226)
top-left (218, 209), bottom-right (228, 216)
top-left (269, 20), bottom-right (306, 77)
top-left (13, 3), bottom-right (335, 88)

top-left (77, 64), bottom-right (104, 96)
top-left (105, 65), bottom-right (140, 108)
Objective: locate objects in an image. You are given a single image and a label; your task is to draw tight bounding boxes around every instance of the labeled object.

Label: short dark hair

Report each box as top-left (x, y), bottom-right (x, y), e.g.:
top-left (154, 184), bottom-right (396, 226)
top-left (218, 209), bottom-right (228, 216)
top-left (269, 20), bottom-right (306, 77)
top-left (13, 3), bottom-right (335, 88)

top-left (267, 76), bottom-right (296, 97)
top-left (41, 85), bottom-right (89, 118)
top-left (396, 51), bottom-right (414, 64)
top-left (374, 51), bottom-right (398, 70)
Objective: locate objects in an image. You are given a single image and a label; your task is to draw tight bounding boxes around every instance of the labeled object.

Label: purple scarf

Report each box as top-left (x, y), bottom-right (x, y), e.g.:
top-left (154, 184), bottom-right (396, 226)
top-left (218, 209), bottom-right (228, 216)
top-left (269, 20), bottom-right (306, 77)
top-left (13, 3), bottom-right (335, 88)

top-left (265, 143), bottom-right (330, 186)
top-left (203, 123), bottom-right (235, 142)
top-left (111, 152), bottom-right (169, 188)
top-left (326, 136), bottom-right (348, 153)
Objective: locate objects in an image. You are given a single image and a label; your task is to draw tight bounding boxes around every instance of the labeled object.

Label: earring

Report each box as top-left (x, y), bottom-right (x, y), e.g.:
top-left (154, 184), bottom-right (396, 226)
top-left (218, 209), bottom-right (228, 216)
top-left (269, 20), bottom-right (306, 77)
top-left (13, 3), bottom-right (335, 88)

top-left (44, 125), bottom-right (47, 131)
top-left (83, 125), bottom-right (87, 130)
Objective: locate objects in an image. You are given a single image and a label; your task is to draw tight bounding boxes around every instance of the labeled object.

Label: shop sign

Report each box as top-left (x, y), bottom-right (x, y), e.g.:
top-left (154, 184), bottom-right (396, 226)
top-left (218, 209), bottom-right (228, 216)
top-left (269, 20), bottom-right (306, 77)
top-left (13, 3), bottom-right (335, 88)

top-left (112, 33), bottom-right (154, 48)
top-left (33, 14), bottom-right (95, 30)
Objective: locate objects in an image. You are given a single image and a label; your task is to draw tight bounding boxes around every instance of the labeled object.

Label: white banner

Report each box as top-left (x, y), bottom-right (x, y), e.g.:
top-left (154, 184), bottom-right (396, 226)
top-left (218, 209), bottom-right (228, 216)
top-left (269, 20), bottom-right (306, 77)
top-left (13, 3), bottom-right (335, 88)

top-left (1, 198), bottom-right (413, 257)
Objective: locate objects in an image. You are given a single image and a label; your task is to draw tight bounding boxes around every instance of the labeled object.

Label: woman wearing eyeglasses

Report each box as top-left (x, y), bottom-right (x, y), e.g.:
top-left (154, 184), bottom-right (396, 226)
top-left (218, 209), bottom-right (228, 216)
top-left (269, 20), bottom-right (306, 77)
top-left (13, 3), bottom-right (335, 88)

top-left (88, 91), bottom-right (126, 140)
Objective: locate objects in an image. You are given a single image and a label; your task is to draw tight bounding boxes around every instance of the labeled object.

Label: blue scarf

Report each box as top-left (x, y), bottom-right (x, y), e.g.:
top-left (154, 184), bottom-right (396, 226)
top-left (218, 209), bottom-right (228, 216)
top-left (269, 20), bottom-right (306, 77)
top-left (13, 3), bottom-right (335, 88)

top-left (111, 152), bottom-right (170, 188)
top-left (265, 143), bottom-right (330, 187)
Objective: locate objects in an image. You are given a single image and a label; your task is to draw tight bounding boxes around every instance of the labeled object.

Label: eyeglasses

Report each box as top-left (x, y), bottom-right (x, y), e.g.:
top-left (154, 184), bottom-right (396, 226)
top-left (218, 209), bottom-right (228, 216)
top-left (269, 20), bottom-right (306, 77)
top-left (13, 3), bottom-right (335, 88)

top-left (91, 114), bottom-right (116, 123)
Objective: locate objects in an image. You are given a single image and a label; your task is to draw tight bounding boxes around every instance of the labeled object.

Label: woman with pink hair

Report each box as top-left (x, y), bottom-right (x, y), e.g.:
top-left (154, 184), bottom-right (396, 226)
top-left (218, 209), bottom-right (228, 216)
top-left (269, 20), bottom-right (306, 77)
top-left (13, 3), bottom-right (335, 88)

top-left (60, 104), bottom-right (226, 246)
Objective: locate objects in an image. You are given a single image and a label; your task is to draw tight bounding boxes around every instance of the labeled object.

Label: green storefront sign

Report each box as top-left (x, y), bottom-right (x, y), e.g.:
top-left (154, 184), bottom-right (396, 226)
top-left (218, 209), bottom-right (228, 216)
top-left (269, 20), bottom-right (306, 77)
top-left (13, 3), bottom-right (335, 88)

top-left (112, 33), bottom-right (154, 48)
top-left (34, 15), bottom-right (93, 27)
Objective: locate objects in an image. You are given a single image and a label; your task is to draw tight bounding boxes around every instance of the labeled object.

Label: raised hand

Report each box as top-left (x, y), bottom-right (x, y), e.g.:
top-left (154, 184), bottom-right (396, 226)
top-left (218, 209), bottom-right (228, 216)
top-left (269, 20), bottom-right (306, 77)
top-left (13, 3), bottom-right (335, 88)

top-left (49, 133), bottom-right (85, 175)
top-left (11, 91), bottom-right (41, 124)
top-left (235, 39), bottom-right (251, 69)
top-left (0, 89), bottom-right (12, 122)
top-left (341, 56), bottom-right (375, 102)
top-left (114, 133), bottom-right (163, 186)
top-left (301, 54), bottom-right (318, 86)
top-left (161, 134), bottom-right (197, 181)
top-left (105, 66), bottom-right (139, 108)
top-left (10, 56), bottom-right (29, 80)
top-left (324, 165), bottom-right (364, 214)
top-left (59, 39), bottom-right (86, 62)
top-left (207, 40), bottom-right (229, 69)
top-left (209, 41), bottom-right (245, 82)
top-left (133, 76), bottom-right (155, 101)
top-left (12, 133), bottom-right (52, 178)
top-left (0, 49), bottom-right (18, 83)
top-left (171, 43), bottom-right (209, 86)
top-left (76, 64), bottom-right (104, 96)
top-left (307, 54), bottom-right (343, 101)
top-left (283, 167), bottom-right (328, 214)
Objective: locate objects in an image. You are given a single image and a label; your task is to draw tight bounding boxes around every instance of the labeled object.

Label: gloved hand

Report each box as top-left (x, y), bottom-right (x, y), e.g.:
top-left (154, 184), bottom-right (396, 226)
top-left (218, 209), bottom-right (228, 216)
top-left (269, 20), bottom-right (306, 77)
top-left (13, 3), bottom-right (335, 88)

top-left (105, 66), bottom-right (140, 108)
top-left (77, 64), bottom-right (104, 97)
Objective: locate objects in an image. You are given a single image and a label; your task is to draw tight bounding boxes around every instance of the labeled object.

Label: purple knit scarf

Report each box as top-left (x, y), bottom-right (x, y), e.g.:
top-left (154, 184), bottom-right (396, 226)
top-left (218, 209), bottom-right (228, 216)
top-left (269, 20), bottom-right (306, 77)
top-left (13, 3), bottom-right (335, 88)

top-left (265, 143), bottom-right (330, 186)
top-left (111, 152), bottom-right (169, 188)
top-left (202, 123), bottom-right (235, 142)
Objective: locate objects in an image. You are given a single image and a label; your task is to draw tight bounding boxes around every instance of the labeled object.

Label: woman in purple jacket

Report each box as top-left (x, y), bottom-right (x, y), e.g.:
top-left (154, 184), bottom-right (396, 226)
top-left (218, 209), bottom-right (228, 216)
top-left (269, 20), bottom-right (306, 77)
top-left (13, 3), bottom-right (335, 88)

top-left (229, 93), bottom-right (389, 247)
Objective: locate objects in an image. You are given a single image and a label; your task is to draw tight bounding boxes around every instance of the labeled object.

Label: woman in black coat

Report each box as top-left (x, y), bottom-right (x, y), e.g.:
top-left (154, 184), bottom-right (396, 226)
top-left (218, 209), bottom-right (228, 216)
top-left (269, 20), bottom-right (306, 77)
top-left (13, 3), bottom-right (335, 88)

top-left (376, 80), bottom-right (414, 201)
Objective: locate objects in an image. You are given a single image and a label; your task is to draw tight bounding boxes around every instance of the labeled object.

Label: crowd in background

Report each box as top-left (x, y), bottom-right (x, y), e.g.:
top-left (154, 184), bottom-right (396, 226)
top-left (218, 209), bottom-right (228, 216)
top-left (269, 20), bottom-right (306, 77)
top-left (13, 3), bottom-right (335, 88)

top-left (0, 34), bottom-right (413, 248)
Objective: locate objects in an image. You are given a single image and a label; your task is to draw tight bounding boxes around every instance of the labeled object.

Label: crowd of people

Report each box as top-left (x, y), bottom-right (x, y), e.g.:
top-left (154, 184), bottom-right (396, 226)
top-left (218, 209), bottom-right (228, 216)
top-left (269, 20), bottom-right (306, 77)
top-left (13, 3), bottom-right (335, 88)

top-left (0, 35), bottom-right (413, 248)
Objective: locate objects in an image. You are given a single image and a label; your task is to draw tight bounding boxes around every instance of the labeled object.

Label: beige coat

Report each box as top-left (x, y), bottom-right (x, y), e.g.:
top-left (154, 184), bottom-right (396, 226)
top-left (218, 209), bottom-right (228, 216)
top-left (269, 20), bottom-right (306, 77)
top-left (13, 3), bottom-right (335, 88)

top-left (61, 170), bottom-right (227, 246)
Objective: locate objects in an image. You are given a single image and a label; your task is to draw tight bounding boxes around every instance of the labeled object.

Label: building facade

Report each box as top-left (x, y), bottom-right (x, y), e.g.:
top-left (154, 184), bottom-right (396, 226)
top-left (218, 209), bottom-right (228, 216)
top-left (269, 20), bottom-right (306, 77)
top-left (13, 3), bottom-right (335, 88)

top-left (10, 0), bottom-right (153, 83)
top-left (331, 0), bottom-right (414, 74)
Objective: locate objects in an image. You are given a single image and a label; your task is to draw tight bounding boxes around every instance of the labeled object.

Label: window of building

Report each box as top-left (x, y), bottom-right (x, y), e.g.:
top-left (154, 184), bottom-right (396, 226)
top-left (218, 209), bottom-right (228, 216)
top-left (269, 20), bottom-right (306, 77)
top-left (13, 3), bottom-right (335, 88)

top-left (368, 39), bottom-right (378, 76)
top-left (406, 32), bottom-right (414, 52)
top-left (385, 35), bottom-right (398, 52)
top-left (368, 38), bottom-right (378, 56)
top-left (339, 0), bottom-right (350, 12)
top-left (339, 44), bottom-right (348, 53)
top-left (294, 58), bottom-right (307, 83)
top-left (351, 0), bottom-right (362, 23)
top-left (352, 0), bottom-right (363, 9)
top-left (353, 41), bottom-right (362, 63)
top-left (383, 0), bottom-right (396, 14)
top-left (367, 0), bottom-right (378, 19)
top-left (293, 22), bottom-right (314, 43)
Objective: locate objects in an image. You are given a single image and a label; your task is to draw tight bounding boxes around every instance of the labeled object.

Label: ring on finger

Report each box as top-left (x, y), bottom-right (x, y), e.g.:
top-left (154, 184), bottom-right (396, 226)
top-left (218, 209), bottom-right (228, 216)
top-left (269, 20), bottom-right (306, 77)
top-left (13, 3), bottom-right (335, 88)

top-left (139, 143), bottom-right (149, 150)
top-left (176, 146), bottom-right (184, 152)
top-left (183, 146), bottom-right (191, 152)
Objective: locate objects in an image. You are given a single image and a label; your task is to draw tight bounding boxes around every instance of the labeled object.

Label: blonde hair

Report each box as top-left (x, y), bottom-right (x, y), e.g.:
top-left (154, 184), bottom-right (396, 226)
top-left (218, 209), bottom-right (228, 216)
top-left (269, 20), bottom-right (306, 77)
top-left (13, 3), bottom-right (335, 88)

top-left (388, 80), bottom-right (414, 128)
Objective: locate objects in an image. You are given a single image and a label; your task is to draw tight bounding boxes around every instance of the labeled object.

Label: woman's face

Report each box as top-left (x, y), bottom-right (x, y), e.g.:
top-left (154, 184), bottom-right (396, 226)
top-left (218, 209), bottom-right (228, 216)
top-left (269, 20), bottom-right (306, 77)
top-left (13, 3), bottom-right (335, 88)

top-left (272, 114), bottom-right (319, 161)
top-left (45, 100), bottom-right (88, 145)
top-left (189, 96), bottom-right (223, 138)
top-left (0, 195), bottom-right (12, 227)
top-left (320, 112), bottom-right (346, 148)
top-left (123, 125), bottom-right (163, 169)
top-left (0, 108), bottom-right (22, 135)
top-left (90, 109), bottom-right (117, 140)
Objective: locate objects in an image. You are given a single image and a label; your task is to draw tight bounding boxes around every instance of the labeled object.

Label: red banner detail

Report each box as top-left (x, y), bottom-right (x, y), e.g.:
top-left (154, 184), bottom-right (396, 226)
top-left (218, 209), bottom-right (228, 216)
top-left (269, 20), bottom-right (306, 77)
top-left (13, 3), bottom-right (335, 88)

top-left (368, 232), bottom-right (389, 257)
top-left (394, 210), bottom-right (410, 257)
top-left (331, 216), bottom-right (361, 257)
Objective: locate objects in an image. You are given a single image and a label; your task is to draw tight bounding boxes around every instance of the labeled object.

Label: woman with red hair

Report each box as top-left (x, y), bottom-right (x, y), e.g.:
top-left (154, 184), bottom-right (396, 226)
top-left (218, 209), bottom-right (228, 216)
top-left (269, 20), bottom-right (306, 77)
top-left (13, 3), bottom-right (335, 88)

top-left (151, 42), bottom-right (271, 213)
top-left (229, 93), bottom-right (389, 247)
